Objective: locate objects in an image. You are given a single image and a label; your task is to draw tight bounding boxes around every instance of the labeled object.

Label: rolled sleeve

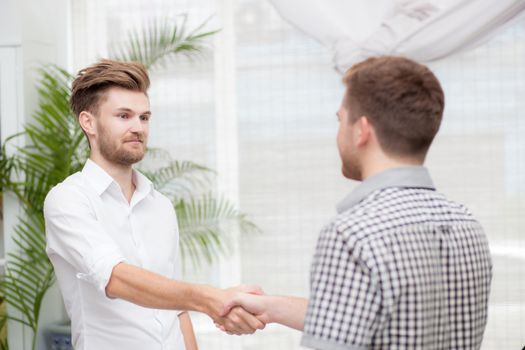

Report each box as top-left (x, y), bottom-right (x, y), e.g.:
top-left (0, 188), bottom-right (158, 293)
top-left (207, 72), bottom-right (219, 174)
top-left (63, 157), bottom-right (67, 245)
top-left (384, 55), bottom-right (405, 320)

top-left (74, 244), bottom-right (125, 293)
top-left (302, 223), bottom-right (381, 349)
top-left (44, 185), bottom-right (126, 295)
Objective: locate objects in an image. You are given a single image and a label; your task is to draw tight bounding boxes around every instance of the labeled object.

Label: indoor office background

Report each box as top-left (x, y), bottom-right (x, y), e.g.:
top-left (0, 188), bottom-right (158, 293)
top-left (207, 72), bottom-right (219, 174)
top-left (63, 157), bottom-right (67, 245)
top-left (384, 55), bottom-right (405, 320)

top-left (1, 0), bottom-right (524, 349)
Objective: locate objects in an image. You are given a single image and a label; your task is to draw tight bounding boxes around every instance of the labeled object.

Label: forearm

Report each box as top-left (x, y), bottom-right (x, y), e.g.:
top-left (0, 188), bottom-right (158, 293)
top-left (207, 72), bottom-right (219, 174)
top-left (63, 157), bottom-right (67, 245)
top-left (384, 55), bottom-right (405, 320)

top-left (224, 293), bottom-right (307, 331)
top-left (106, 263), bottom-right (265, 334)
top-left (265, 295), bottom-right (308, 331)
top-left (106, 262), bottom-right (214, 314)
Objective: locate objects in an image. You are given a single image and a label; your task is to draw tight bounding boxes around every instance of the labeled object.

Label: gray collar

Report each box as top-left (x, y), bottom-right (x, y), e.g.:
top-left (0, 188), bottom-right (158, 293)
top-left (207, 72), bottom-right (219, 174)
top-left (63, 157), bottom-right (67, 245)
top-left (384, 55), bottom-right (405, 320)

top-left (336, 166), bottom-right (435, 214)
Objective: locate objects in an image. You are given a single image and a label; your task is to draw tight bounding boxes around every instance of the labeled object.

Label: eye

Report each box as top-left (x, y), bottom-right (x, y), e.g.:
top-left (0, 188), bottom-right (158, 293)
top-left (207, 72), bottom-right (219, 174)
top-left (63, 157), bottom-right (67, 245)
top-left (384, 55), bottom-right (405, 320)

top-left (140, 115), bottom-right (150, 122)
top-left (118, 113), bottom-right (129, 119)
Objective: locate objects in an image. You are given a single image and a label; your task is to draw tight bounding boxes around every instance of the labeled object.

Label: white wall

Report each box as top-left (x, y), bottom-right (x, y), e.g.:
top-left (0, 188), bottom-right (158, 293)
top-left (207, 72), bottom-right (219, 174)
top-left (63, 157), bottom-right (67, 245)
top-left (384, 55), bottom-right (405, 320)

top-left (0, 1), bottom-right (21, 46)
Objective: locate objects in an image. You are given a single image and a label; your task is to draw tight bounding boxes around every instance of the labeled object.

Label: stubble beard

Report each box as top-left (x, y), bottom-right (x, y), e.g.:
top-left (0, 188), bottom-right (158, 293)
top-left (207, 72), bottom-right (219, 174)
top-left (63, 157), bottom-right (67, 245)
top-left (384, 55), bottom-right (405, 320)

top-left (98, 128), bottom-right (146, 166)
top-left (341, 152), bottom-right (363, 181)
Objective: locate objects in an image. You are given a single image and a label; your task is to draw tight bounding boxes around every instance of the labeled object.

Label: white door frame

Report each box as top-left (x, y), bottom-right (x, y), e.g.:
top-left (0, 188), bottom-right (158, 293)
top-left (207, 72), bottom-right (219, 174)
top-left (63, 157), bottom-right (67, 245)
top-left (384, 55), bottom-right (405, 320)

top-left (0, 45), bottom-right (27, 349)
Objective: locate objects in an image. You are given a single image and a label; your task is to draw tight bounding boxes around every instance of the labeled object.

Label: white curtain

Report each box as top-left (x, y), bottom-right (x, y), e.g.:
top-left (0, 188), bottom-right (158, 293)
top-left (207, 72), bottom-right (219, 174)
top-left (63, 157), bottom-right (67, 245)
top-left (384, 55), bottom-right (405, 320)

top-left (269, 0), bottom-right (525, 72)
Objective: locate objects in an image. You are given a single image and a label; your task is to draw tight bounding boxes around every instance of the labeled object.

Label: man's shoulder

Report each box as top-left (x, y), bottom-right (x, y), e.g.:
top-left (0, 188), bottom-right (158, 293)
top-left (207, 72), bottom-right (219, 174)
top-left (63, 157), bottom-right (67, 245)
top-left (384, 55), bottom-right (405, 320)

top-left (44, 172), bottom-right (87, 208)
top-left (331, 187), bottom-right (479, 246)
top-left (150, 188), bottom-right (175, 209)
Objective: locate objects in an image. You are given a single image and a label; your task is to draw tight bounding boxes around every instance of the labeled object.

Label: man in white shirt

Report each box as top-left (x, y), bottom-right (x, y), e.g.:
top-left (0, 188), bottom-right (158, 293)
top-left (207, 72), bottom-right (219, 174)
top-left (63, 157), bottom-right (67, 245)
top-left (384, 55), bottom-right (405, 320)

top-left (44, 59), bottom-right (264, 350)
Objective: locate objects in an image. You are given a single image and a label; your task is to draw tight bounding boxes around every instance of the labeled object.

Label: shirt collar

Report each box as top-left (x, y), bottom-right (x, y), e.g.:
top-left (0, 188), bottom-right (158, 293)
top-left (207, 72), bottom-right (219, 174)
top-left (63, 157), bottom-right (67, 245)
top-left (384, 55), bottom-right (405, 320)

top-left (336, 166), bottom-right (435, 214)
top-left (132, 168), bottom-right (154, 199)
top-left (81, 159), bottom-right (154, 197)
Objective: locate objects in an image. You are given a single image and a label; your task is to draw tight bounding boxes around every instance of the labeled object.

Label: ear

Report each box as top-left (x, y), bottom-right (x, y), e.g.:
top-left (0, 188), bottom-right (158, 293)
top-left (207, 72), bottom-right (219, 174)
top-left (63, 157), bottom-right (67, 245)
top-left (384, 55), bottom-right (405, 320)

top-left (356, 116), bottom-right (372, 147)
top-left (78, 111), bottom-right (97, 138)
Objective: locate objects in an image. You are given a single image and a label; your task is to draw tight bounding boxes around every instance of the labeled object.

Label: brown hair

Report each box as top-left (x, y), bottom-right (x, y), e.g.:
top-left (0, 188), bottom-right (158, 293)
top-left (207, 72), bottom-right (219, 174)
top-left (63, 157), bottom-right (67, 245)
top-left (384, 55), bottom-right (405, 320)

top-left (343, 56), bottom-right (444, 159)
top-left (70, 59), bottom-right (150, 117)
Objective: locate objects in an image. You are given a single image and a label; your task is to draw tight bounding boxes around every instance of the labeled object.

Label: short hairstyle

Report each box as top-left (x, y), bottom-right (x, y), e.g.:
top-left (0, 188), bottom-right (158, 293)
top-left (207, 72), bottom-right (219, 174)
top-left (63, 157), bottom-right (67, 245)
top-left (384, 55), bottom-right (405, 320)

top-left (343, 56), bottom-right (444, 159)
top-left (70, 59), bottom-right (150, 117)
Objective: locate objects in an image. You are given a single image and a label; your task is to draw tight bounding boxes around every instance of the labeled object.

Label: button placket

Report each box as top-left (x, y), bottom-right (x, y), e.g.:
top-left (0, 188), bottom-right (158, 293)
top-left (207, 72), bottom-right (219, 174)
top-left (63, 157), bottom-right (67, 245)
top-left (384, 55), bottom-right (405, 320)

top-left (128, 208), bottom-right (150, 269)
top-left (154, 310), bottom-right (166, 346)
top-left (124, 206), bottom-right (138, 247)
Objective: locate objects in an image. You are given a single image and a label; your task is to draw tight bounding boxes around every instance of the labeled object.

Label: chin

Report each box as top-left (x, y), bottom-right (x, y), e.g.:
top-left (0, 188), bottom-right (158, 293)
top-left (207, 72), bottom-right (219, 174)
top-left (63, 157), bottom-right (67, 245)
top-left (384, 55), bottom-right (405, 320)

top-left (342, 166), bottom-right (362, 181)
top-left (114, 150), bottom-right (145, 166)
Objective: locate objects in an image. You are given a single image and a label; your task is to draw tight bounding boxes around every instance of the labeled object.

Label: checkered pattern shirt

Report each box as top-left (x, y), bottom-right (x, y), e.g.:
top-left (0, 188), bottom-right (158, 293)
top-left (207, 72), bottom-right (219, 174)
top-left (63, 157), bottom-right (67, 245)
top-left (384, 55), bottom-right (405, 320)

top-left (301, 166), bottom-right (492, 350)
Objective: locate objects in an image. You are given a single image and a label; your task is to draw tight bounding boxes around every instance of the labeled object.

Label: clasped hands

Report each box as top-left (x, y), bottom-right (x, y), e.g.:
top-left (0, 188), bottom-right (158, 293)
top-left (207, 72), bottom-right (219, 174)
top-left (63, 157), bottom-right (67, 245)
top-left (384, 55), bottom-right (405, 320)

top-left (209, 284), bottom-right (270, 335)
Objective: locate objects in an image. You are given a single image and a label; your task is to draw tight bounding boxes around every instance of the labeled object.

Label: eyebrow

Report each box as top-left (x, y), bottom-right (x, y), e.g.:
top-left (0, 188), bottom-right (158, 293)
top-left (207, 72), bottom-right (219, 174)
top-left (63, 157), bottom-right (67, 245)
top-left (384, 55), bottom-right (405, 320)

top-left (115, 107), bottom-right (151, 116)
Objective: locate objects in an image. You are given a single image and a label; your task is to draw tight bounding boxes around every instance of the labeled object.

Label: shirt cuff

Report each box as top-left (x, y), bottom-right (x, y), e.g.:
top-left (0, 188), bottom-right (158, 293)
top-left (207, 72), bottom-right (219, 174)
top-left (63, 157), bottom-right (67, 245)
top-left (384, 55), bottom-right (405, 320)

top-left (75, 246), bottom-right (126, 295)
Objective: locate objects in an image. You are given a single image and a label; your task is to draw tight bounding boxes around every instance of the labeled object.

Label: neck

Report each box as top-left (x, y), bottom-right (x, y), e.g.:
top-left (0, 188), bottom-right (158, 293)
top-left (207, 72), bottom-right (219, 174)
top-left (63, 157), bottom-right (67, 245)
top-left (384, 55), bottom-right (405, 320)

top-left (90, 153), bottom-right (135, 202)
top-left (361, 151), bottom-right (423, 180)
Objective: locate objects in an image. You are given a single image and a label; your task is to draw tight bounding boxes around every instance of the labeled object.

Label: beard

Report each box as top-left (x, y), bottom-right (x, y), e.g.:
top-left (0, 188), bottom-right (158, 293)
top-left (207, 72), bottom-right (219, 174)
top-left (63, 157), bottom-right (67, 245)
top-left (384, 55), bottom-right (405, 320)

top-left (97, 127), bottom-right (146, 166)
top-left (340, 151), bottom-right (363, 181)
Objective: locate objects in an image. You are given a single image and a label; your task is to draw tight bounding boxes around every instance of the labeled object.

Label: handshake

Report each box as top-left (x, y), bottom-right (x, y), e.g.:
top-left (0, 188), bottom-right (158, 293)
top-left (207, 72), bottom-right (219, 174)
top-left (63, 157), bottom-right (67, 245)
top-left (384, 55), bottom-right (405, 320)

top-left (210, 285), bottom-right (268, 335)
top-left (199, 285), bottom-right (308, 335)
top-left (202, 284), bottom-right (306, 335)
top-left (105, 264), bottom-right (305, 337)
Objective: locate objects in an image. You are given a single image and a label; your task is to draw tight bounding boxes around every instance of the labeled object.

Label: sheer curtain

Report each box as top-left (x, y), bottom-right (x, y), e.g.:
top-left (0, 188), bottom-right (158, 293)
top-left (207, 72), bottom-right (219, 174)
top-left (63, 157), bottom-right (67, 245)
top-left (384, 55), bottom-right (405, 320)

top-left (70, 1), bottom-right (525, 349)
top-left (269, 0), bottom-right (525, 72)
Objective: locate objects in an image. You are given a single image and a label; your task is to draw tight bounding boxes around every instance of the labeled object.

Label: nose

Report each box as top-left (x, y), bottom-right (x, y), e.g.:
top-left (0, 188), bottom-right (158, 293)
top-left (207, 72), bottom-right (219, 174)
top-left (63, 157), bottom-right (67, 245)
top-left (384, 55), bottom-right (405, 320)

top-left (129, 116), bottom-right (144, 133)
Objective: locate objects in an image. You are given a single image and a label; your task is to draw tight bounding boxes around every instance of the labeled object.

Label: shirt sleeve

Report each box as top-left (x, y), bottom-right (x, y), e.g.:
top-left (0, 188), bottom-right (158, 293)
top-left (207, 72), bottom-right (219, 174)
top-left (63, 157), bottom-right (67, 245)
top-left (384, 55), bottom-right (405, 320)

top-left (44, 184), bottom-right (126, 296)
top-left (301, 223), bottom-right (382, 350)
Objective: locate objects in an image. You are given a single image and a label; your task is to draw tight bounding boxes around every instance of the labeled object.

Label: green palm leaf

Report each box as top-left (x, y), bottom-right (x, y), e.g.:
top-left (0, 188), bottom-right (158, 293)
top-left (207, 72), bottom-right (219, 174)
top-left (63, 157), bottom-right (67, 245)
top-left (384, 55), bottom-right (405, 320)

top-left (138, 149), bottom-right (213, 201)
top-left (0, 213), bottom-right (54, 349)
top-left (110, 15), bottom-right (218, 69)
top-left (176, 193), bottom-right (260, 269)
top-left (0, 299), bottom-right (8, 350)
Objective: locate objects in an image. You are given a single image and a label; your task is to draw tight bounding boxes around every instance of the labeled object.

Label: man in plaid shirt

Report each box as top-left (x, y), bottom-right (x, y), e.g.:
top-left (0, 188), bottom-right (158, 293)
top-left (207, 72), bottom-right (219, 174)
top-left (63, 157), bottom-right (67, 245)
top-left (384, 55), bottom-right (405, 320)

top-left (222, 56), bottom-right (492, 349)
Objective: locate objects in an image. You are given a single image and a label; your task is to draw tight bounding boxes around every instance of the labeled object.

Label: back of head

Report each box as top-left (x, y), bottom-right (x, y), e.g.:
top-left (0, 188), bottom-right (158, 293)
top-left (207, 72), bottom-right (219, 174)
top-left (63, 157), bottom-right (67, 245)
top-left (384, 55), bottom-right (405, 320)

top-left (70, 59), bottom-right (150, 118)
top-left (343, 56), bottom-right (444, 160)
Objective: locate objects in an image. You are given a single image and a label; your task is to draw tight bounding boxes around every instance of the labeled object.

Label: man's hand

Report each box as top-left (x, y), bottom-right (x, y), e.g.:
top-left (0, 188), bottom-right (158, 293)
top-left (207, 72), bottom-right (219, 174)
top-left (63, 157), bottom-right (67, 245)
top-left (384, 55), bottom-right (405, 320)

top-left (214, 305), bottom-right (266, 335)
top-left (222, 292), bottom-right (271, 323)
top-left (205, 284), bottom-right (267, 335)
top-left (221, 294), bottom-right (309, 332)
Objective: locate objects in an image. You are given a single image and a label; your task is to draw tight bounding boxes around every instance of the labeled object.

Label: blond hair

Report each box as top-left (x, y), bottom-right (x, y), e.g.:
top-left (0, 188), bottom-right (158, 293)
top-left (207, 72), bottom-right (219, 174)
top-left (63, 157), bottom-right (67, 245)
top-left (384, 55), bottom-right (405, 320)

top-left (70, 59), bottom-right (150, 117)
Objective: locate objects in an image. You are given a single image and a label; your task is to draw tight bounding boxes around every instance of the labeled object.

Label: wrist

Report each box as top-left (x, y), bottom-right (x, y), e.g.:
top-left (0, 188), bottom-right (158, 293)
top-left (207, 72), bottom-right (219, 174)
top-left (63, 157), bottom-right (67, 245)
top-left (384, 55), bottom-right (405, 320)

top-left (264, 296), bottom-right (278, 324)
top-left (191, 284), bottom-right (219, 316)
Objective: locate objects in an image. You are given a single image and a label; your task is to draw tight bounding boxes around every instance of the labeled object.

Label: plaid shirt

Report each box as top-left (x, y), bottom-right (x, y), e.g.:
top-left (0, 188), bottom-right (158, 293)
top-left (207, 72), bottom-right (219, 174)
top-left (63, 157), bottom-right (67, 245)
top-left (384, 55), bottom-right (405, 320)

top-left (301, 166), bottom-right (492, 350)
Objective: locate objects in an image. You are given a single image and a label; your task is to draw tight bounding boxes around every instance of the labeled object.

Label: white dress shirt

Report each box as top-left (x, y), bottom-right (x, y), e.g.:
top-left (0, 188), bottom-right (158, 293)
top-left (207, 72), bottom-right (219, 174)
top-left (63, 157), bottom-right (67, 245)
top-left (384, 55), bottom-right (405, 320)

top-left (44, 159), bottom-right (184, 350)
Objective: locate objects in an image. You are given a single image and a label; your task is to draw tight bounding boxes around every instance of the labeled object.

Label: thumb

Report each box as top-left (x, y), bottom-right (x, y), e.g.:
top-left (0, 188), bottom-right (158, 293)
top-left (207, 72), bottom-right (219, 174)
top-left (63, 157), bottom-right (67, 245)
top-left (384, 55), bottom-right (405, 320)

top-left (240, 284), bottom-right (265, 296)
top-left (221, 295), bottom-right (240, 317)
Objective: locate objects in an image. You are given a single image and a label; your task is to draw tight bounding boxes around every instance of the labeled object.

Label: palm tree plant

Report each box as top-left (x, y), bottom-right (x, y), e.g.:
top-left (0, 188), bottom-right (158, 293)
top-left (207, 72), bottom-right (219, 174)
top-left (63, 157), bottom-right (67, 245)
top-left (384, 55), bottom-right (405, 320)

top-left (0, 16), bottom-right (258, 349)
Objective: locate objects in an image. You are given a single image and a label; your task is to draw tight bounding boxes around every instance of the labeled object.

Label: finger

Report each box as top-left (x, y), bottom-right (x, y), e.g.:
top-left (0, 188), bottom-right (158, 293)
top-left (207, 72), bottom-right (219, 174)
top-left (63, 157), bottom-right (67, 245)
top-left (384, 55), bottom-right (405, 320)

top-left (256, 314), bottom-right (269, 326)
top-left (229, 306), bottom-right (264, 334)
top-left (227, 310), bottom-right (254, 334)
top-left (220, 307), bottom-right (254, 335)
top-left (216, 315), bottom-right (246, 335)
top-left (215, 324), bottom-right (227, 333)
top-left (234, 307), bottom-right (265, 331)
top-left (222, 319), bottom-right (246, 335)
top-left (221, 296), bottom-right (239, 317)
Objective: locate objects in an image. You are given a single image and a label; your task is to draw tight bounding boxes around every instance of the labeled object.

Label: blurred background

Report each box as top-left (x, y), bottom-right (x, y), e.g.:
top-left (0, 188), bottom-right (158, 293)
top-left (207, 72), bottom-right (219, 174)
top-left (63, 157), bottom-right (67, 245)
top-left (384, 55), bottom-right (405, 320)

top-left (0, 0), bottom-right (524, 349)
